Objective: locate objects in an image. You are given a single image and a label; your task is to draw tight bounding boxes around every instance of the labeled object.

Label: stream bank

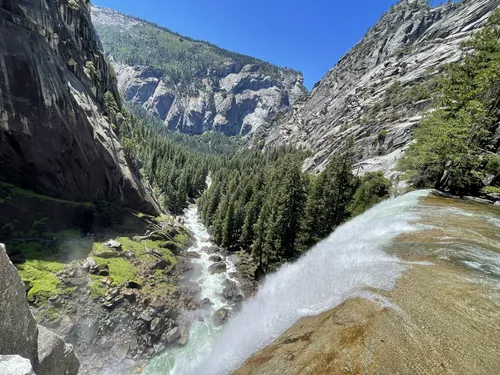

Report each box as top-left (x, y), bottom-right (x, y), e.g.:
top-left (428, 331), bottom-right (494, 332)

top-left (142, 204), bottom-right (245, 375)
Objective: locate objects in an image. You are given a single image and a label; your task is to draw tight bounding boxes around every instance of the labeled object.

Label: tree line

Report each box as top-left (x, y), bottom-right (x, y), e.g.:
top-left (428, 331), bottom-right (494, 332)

top-left (399, 10), bottom-right (500, 195)
top-left (198, 141), bottom-right (392, 275)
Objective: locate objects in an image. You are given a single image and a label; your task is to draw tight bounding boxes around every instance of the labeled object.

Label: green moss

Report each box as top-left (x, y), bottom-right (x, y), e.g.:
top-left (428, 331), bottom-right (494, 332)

top-left (173, 233), bottom-right (189, 249)
top-left (93, 256), bottom-right (137, 286)
top-left (89, 275), bottom-right (107, 298)
top-left (481, 186), bottom-right (500, 195)
top-left (16, 260), bottom-right (65, 302)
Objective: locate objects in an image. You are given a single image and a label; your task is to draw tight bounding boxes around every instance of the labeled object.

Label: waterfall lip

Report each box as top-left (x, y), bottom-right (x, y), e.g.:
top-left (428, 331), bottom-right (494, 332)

top-left (184, 190), bottom-right (432, 375)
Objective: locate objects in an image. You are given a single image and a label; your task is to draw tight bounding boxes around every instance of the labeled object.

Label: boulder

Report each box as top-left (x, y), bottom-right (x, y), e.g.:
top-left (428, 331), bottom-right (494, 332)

top-left (81, 257), bottom-right (97, 274)
top-left (104, 240), bottom-right (123, 250)
top-left (208, 254), bottom-right (223, 262)
top-left (165, 327), bottom-right (181, 344)
top-left (140, 311), bottom-right (153, 323)
top-left (201, 298), bottom-right (214, 308)
top-left (150, 259), bottom-right (170, 270)
top-left (121, 290), bottom-right (137, 303)
top-left (185, 251), bottom-right (201, 259)
top-left (67, 278), bottom-right (87, 287)
top-left (127, 281), bottom-right (142, 289)
top-left (208, 262), bottom-right (227, 275)
top-left (0, 355), bottom-right (36, 375)
top-left (213, 308), bottom-right (230, 326)
top-left (94, 251), bottom-right (118, 259)
top-left (97, 264), bottom-right (110, 276)
top-left (201, 246), bottom-right (220, 254)
top-left (222, 279), bottom-right (239, 300)
top-left (36, 325), bottom-right (79, 375)
top-left (150, 317), bottom-right (165, 338)
top-left (0, 244), bottom-right (39, 362)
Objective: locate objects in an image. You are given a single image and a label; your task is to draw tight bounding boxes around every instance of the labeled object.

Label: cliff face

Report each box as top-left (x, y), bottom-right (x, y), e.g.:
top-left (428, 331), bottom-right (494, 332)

top-left (91, 6), bottom-right (307, 136)
top-left (254, 0), bottom-right (500, 179)
top-left (0, 0), bottom-right (159, 214)
top-left (0, 244), bottom-right (79, 375)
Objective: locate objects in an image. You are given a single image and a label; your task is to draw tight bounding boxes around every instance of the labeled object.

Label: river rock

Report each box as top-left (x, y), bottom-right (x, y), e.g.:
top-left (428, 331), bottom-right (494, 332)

top-left (208, 262), bottom-right (227, 275)
top-left (201, 246), bottom-right (220, 254)
top-left (209, 254), bottom-right (223, 262)
top-left (185, 251), bottom-right (201, 259)
top-left (201, 298), bottom-right (214, 308)
top-left (68, 278), bottom-right (87, 287)
top-left (165, 327), bottom-right (181, 344)
top-left (213, 308), bottom-right (230, 326)
top-left (222, 279), bottom-right (239, 300)
top-left (0, 244), bottom-right (38, 361)
top-left (0, 355), bottom-right (36, 375)
top-left (36, 325), bottom-right (79, 375)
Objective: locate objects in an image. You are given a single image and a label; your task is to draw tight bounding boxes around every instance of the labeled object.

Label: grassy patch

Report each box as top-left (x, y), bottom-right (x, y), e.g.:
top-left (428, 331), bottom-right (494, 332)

top-left (89, 275), bottom-right (107, 298)
top-left (16, 260), bottom-right (66, 302)
top-left (482, 186), bottom-right (500, 195)
top-left (93, 256), bottom-right (137, 286)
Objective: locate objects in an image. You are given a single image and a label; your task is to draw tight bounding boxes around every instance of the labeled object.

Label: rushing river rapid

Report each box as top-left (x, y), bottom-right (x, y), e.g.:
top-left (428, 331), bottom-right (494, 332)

top-left (143, 205), bottom-right (240, 375)
top-left (142, 190), bottom-right (500, 375)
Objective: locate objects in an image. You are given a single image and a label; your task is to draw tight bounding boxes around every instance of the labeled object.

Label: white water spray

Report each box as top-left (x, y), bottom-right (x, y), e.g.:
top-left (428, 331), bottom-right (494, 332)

top-left (175, 190), bottom-right (428, 375)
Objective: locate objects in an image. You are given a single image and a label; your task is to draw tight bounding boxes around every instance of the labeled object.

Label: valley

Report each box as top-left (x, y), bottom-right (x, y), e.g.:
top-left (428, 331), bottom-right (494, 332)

top-left (0, 0), bottom-right (499, 375)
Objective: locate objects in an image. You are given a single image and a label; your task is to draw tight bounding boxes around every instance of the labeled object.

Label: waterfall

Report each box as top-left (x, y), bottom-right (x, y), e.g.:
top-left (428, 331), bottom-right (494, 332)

top-left (150, 190), bottom-right (427, 375)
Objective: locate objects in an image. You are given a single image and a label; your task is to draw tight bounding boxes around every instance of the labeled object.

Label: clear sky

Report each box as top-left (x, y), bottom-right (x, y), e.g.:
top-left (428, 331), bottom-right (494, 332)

top-left (91, 0), bottom-right (443, 90)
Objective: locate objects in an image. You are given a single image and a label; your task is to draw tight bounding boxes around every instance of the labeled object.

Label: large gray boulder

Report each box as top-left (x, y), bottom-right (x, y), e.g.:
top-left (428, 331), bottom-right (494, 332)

top-left (35, 326), bottom-right (79, 375)
top-left (0, 244), bottom-right (38, 362)
top-left (0, 355), bottom-right (36, 375)
top-left (0, 244), bottom-right (79, 375)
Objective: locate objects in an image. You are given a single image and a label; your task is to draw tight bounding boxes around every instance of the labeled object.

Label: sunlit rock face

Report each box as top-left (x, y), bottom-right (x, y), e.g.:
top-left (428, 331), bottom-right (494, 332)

top-left (254, 0), bottom-right (500, 180)
top-left (0, 0), bottom-right (159, 214)
top-left (232, 193), bottom-right (500, 375)
top-left (91, 6), bottom-right (307, 137)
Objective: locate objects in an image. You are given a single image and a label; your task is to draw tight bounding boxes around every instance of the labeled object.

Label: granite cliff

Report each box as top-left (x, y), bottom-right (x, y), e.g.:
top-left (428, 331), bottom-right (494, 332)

top-left (0, 0), bottom-right (159, 215)
top-left (91, 6), bottom-right (306, 136)
top-left (254, 0), bottom-right (500, 180)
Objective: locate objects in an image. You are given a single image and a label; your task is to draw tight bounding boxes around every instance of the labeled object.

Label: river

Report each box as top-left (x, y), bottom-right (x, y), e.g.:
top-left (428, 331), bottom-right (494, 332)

top-left (143, 205), bottom-right (240, 375)
top-left (142, 190), bottom-right (500, 375)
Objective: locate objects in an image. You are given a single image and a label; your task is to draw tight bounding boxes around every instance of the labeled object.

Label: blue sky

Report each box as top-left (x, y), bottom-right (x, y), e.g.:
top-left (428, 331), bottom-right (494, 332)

top-left (91, 0), bottom-right (441, 89)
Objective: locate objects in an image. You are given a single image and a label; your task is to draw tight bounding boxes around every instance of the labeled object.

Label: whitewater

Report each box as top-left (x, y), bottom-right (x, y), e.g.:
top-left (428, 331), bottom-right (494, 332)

top-left (145, 190), bottom-right (428, 375)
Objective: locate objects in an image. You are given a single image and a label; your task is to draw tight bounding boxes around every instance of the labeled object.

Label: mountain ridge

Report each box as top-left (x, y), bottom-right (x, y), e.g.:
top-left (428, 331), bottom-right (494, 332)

top-left (91, 5), bottom-right (307, 136)
top-left (253, 0), bottom-right (500, 180)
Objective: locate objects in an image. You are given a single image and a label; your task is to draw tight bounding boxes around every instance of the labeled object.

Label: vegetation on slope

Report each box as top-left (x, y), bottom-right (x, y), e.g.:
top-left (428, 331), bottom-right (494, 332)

top-left (105, 92), bottom-right (241, 214)
top-left (198, 141), bottom-right (392, 275)
top-left (93, 7), bottom-right (301, 89)
top-left (399, 10), bottom-right (500, 195)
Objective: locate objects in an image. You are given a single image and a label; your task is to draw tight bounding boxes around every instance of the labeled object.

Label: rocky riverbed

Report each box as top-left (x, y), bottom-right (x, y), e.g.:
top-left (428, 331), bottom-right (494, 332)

top-left (16, 204), bottom-right (258, 375)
